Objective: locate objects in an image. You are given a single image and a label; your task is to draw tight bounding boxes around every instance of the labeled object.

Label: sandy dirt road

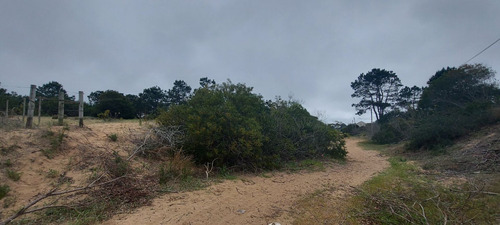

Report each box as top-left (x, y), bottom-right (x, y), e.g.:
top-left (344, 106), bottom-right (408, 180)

top-left (102, 138), bottom-right (388, 225)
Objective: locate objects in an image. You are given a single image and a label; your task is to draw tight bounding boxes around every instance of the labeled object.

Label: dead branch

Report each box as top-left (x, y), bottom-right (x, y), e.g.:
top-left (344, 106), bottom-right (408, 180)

top-left (0, 175), bottom-right (125, 225)
top-left (127, 126), bottom-right (184, 160)
top-left (127, 128), bottom-right (153, 160)
top-left (204, 158), bottom-right (217, 179)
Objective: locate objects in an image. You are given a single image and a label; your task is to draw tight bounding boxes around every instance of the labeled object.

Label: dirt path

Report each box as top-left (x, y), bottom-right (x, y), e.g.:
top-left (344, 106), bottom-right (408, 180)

top-left (102, 138), bottom-right (388, 225)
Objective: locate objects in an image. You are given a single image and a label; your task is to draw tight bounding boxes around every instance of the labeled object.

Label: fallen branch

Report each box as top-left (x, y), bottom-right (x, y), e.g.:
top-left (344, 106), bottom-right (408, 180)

top-left (0, 175), bottom-right (125, 225)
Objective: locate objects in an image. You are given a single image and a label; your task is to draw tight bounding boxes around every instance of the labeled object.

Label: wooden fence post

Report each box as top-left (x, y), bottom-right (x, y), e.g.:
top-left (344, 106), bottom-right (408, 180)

top-left (22, 98), bottom-right (26, 122)
top-left (38, 97), bottom-right (42, 126)
top-left (79, 91), bottom-right (84, 127)
top-left (58, 89), bottom-right (64, 126)
top-left (26, 85), bottom-right (36, 128)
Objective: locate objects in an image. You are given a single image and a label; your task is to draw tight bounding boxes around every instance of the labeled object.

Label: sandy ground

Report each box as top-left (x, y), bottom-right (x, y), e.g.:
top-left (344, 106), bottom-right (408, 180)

top-left (0, 119), bottom-right (146, 215)
top-left (102, 138), bottom-right (389, 225)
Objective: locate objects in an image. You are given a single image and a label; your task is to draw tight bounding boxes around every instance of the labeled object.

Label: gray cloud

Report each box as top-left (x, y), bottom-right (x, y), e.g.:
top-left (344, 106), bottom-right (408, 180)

top-left (1, 0), bottom-right (499, 123)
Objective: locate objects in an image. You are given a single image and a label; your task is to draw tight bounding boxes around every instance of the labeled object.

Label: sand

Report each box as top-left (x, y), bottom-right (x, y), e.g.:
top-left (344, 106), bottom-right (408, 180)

top-left (102, 138), bottom-right (388, 225)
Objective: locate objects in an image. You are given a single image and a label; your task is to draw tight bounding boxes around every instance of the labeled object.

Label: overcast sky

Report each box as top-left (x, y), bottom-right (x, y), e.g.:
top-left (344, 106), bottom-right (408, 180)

top-left (1, 0), bottom-right (499, 123)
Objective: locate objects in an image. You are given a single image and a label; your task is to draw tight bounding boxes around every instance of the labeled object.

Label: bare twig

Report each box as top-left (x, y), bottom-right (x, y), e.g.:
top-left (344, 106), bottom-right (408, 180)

top-left (204, 158), bottom-right (217, 179)
top-left (0, 175), bottom-right (125, 225)
top-left (418, 203), bottom-right (429, 225)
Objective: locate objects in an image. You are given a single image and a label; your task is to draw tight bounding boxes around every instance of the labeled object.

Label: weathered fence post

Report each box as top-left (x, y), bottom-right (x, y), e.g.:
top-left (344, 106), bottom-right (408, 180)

top-left (26, 85), bottom-right (36, 128)
top-left (4, 100), bottom-right (8, 118)
top-left (22, 98), bottom-right (26, 122)
top-left (38, 97), bottom-right (42, 126)
top-left (79, 91), bottom-right (84, 127)
top-left (58, 89), bottom-right (64, 126)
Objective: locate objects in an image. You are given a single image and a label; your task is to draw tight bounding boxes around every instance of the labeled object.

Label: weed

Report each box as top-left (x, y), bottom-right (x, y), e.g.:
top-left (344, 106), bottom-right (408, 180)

top-left (284, 159), bottom-right (325, 172)
top-left (41, 148), bottom-right (55, 159)
top-left (3, 196), bottom-right (16, 208)
top-left (47, 169), bottom-right (59, 178)
top-left (0, 184), bottom-right (10, 200)
top-left (216, 166), bottom-right (237, 180)
top-left (259, 173), bottom-right (272, 178)
top-left (346, 157), bottom-right (500, 224)
top-left (357, 140), bottom-right (390, 151)
top-left (108, 133), bottom-right (118, 142)
top-left (0, 144), bottom-right (20, 156)
top-left (106, 151), bottom-right (129, 178)
top-left (158, 151), bottom-right (195, 184)
top-left (3, 159), bottom-right (12, 167)
top-left (40, 129), bottom-right (65, 159)
top-left (6, 169), bottom-right (21, 181)
top-left (32, 199), bottom-right (114, 225)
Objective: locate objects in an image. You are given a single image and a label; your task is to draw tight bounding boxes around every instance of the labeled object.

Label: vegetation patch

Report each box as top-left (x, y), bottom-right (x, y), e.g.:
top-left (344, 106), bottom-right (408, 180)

top-left (108, 133), bottom-right (118, 142)
top-left (284, 159), bottom-right (325, 172)
top-left (292, 188), bottom-right (349, 225)
top-left (0, 145), bottom-right (20, 156)
top-left (347, 157), bottom-right (499, 224)
top-left (0, 184), bottom-right (10, 200)
top-left (157, 80), bottom-right (347, 170)
top-left (6, 168), bottom-right (21, 181)
top-left (46, 169), bottom-right (59, 179)
top-left (40, 129), bottom-right (65, 159)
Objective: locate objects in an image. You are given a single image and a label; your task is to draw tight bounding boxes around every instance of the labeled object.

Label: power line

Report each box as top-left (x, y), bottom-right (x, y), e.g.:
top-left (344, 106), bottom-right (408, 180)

top-left (464, 37), bottom-right (500, 64)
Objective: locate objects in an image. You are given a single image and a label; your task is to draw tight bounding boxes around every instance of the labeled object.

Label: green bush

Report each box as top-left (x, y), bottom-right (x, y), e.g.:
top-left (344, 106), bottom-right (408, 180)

top-left (157, 81), bottom-right (346, 170)
top-left (408, 64), bottom-right (500, 150)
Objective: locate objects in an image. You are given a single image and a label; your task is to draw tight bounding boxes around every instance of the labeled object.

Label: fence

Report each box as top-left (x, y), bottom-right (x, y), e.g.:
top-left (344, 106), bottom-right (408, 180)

top-left (1, 84), bottom-right (84, 129)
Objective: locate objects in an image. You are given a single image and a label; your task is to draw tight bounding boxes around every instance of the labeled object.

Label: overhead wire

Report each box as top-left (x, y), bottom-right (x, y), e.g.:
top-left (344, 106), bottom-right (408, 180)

top-left (464, 37), bottom-right (500, 64)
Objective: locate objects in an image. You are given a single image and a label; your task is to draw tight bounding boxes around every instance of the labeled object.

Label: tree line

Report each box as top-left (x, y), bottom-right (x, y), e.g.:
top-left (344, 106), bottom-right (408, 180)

top-left (0, 79), bottom-right (195, 119)
top-left (348, 63), bottom-right (500, 150)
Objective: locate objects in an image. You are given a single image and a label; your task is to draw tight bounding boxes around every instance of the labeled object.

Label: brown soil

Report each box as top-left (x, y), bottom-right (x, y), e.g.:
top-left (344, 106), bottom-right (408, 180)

top-left (102, 138), bottom-right (389, 225)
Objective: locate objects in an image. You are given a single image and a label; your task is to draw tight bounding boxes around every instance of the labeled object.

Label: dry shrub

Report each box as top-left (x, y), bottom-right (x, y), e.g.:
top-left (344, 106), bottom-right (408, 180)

top-left (159, 151), bottom-right (195, 184)
top-left (91, 176), bottom-right (150, 206)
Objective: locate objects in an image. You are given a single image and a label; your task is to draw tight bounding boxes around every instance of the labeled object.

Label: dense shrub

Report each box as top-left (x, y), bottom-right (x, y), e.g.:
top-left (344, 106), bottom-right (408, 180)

top-left (372, 111), bottom-right (411, 144)
top-left (157, 81), bottom-right (346, 170)
top-left (408, 64), bottom-right (500, 150)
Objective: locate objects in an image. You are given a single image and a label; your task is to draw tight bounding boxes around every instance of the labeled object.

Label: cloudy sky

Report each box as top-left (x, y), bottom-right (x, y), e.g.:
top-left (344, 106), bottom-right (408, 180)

top-left (1, 0), bottom-right (499, 123)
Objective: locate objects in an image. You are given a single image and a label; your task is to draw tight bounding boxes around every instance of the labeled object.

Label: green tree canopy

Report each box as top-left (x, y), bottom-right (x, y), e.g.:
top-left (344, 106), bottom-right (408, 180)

top-left (87, 91), bottom-right (103, 106)
top-left (397, 85), bottom-right (422, 111)
top-left (95, 90), bottom-right (135, 119)
top-left (351, 68), bottom-right (403, 120)
top-left (37, 81), bottom-right (75, 116)
top-left (139, 86), bottom-right (167, 115)
top-left (419, 64), bottom-right (499, 112)
top-left (167, 80), bottom-right (192, 105)
top-left (409, 64), bottom-right (500, 149)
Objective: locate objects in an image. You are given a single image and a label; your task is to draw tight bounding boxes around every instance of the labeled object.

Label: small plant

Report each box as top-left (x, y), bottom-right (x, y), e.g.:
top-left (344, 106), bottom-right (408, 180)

top-left (98, 109), bottom-right (111, 120)
top-left (284, 159), bottom-right (325, 172)
top-left (6, 169), bottom-right (21, 181)
top-left (47, 169), bottom-right (59, 178)
top-left (1, 145), bottom-right (20, 156)
top-left (158, 151), bottom-right (195, 184)
top-left (106, 151), bottom-right (129, 178)
top-left (41, 148), bottom-right (56, 159)
top-left (3, 159), bottom-right (12, 167)
top-left (108, 133), bottom-right (118, 142)
top-left (218, 165), bottom-right (237, 180)
top-left (0, 184), bottom-right (10, 200)
top-left (40, 129), bottom-right (65, 159)
top-left (3, 196), bottom-right (16, 208)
